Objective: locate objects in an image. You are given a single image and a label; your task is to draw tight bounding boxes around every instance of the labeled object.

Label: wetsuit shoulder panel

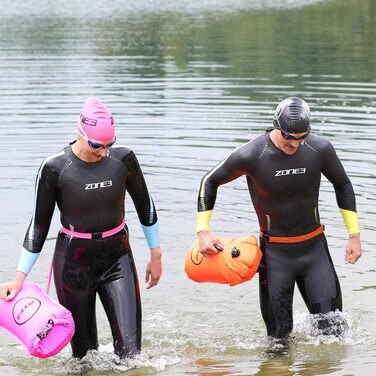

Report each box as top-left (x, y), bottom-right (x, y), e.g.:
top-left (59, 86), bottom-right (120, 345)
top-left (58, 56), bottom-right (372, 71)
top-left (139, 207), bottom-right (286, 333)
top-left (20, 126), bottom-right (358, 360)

top-left (198, 134), bottom-right (267, 213)
top-left (109, 146), bottom-right (133, 163)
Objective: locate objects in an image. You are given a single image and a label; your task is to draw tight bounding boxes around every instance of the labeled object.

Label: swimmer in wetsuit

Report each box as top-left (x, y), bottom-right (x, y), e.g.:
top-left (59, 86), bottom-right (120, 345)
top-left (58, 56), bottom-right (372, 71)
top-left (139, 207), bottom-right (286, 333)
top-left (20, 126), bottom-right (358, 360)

top-left (196, 97), bottom-right (362, 341)
top-left (0, 98), bottom-right (163, 358)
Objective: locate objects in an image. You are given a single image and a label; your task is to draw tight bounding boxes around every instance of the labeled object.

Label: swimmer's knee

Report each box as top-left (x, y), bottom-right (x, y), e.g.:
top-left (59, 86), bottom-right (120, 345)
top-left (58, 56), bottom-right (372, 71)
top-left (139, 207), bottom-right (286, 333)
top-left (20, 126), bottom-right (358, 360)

top-left (309, 296), bottom-right (342, 314)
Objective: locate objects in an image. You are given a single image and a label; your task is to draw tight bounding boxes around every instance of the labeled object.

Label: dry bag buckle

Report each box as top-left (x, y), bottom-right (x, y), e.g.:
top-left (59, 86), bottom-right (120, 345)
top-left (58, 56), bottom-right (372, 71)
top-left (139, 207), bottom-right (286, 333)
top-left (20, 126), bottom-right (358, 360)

top-left (36, 319), bottom-right (54, 340)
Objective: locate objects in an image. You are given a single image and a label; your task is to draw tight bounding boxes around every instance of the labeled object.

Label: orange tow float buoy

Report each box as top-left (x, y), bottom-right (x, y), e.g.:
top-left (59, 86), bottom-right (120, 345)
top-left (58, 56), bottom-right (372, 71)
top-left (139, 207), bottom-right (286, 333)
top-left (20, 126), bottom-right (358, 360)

top-left (185, 236), bottom-right (262, 286)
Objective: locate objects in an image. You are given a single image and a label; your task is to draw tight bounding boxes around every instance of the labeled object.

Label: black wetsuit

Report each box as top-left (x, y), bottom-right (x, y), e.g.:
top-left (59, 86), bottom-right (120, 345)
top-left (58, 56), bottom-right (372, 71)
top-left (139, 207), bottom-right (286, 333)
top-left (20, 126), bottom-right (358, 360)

top-left (198, 131), bottom-right (357, 339)
top-left (23, 144), bottom-right (157, 358)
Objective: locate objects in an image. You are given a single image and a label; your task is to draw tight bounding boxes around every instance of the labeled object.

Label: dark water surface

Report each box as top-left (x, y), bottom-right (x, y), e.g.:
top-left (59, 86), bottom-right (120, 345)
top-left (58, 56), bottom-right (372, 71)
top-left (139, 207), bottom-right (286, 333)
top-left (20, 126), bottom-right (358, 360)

top-left (0, 0), bottom-right (375, 374)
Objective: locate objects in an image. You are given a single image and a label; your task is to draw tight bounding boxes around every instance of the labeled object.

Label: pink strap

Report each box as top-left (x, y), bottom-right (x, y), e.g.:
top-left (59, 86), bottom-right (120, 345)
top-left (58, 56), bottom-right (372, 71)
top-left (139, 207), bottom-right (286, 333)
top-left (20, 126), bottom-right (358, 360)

top-left (46, 260), bottom-right (53, 295)
top-left (102, 222), bottom-right (126, 237)
top-left (60, 221), bottom-right (125, 239)
top-left (60, 227), bottom-right (91, 239)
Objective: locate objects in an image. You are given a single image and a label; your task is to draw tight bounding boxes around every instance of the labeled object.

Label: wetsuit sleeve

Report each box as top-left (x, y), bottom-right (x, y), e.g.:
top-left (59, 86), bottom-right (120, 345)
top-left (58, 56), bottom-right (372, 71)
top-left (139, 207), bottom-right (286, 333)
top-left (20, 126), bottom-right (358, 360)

top-left (321, 141), bottom-right (360, 234)
top-left (196, 147), bottom-right (249, 233)
top-left (19, 159), bottom-right (58, 274)
top-left (124, 151), bottom-right (160, 248)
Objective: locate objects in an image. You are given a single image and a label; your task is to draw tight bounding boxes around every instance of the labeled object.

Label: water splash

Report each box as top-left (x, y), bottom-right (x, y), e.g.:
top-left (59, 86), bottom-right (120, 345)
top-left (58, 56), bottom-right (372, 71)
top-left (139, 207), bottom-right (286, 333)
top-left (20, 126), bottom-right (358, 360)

top-left (53, 347), bottom-right (180, 374)
top-left (292, 310), bottom-right (369, 346)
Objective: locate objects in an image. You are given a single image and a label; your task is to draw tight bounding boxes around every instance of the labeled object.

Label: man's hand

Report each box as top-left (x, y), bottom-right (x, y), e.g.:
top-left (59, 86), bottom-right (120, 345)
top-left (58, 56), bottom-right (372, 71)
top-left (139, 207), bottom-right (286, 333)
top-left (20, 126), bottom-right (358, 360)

top-left (197, 230), bottom-right (224, 257)
top-left (0, 271), bottom-right (26, 301)
top-left (345, 233), bottom-right (362, 264)
top-left (145, 246), bottom-right (162, 289)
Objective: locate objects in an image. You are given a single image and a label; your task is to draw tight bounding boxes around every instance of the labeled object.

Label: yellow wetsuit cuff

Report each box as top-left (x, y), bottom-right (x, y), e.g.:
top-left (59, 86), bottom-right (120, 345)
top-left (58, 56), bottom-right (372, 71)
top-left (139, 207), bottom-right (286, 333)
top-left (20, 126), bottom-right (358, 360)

top-left (196, 210), bottom-right (213, 233)
top-left (340, 208), bottom-right (360, 234)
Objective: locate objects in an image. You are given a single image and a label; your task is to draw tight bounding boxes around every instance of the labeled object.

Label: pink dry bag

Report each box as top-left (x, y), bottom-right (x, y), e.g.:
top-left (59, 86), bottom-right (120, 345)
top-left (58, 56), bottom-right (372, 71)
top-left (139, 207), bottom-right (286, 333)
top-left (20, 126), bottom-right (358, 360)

top-left (0, 282), bottom-right (75, 358)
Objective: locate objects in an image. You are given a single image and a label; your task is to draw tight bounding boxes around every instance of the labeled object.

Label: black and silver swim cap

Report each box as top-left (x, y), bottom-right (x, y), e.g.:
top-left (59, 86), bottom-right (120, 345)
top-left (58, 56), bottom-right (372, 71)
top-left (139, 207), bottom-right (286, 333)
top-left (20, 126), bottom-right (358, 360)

top-left (273, 97), bottom-right (310, 134)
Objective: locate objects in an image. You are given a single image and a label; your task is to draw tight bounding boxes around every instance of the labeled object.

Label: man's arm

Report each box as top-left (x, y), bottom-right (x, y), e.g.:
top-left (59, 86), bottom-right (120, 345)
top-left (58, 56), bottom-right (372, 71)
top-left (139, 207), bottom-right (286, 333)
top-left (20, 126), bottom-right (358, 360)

top-left (196, 147), bottom-right (249, 255)
top-left (321, 141), bottom-right (362, 264)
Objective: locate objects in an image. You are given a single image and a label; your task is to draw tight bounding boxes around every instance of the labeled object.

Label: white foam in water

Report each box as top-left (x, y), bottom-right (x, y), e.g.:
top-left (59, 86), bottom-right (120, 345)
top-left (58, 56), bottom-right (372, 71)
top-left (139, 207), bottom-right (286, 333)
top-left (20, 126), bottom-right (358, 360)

top-left (55, 347), bottom-right (180, 374)
top-left (292, 310), bottom-right (370, 346)
top-left (235, 333), bottom-right (268, 351)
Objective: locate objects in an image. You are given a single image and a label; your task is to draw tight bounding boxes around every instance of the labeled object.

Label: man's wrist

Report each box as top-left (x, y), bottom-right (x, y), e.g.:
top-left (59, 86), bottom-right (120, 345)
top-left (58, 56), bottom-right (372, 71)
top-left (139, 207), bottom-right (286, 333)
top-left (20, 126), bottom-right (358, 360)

top-left (197, 230), bottom-right (210, 235)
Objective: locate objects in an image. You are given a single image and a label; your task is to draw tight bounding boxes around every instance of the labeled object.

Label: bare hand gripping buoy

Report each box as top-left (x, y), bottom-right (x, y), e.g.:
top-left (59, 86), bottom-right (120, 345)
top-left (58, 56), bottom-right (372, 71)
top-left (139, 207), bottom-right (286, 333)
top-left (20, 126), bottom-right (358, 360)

top-left (185, 236), bottom-right (262, 286)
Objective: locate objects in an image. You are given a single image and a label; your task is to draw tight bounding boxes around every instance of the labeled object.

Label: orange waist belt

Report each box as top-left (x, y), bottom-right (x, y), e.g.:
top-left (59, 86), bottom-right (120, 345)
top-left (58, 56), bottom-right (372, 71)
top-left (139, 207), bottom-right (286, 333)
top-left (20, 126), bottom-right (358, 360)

top-left (260, 225), bottom-right (325, 243)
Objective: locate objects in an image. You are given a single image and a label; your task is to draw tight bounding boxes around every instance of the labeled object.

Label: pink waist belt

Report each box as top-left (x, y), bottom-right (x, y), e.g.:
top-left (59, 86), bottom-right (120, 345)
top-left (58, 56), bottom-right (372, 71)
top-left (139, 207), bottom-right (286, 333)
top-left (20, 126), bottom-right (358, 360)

top-left (61, 221), bottom-right (125, 240)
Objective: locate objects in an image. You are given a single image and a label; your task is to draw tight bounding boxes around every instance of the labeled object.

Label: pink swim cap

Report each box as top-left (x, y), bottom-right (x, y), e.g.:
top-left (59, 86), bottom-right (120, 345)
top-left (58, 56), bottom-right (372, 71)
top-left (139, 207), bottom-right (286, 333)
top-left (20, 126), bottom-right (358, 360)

top-left (77, 97), bottom-right (115, 142)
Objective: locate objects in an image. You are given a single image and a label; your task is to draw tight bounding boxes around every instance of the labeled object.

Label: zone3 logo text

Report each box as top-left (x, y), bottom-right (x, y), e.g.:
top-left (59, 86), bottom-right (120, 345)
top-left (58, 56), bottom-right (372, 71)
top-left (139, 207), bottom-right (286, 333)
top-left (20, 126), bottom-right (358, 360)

top-left (85, 180), bottom-right (113, 190)
top-left (275, 168), bottom-right (306, 177)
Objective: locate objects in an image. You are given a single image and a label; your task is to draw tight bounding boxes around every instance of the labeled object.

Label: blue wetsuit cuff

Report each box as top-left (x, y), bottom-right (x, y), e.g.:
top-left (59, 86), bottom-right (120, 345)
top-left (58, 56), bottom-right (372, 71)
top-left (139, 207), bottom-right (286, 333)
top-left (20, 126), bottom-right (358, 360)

top-left (17, 247), bottom-right (40, 275)
top-left (142, 222), bottom-right (160, 249)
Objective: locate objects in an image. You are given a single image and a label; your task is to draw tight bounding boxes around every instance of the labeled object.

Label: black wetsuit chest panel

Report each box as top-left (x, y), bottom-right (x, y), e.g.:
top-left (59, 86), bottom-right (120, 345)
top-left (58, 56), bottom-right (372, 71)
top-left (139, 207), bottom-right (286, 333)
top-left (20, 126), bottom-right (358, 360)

top-left (245, 136), bottom-right (322, 234)
top-left (57, 149), bottom-right (127, 232)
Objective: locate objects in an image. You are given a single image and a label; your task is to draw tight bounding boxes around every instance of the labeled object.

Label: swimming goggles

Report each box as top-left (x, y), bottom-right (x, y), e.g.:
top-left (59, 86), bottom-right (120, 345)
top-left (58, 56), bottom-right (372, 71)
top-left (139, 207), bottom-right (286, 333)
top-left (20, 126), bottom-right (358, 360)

top-left (87, 137), bottom-right (116, 150)
top-left (277, 127), bottom-right (310, 140)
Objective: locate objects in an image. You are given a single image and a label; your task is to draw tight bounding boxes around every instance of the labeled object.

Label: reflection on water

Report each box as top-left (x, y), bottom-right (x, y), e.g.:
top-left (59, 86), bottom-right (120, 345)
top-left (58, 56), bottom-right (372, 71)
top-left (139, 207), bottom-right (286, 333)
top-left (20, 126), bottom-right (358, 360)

top-left (0, 0), bottom-right (375, 375)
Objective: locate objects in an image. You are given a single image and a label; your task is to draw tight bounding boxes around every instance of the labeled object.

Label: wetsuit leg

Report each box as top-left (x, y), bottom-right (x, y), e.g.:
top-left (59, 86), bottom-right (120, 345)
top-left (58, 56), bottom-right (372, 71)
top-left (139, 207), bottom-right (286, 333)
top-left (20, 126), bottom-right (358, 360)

top-left (259, 240), bottom-right (296, 339)
top-left (53, 230), bottom-right (142, 358)
top-left (296, 234), bottom-right (342, 313)
top-left (259, 234), bottom-right (343, 340)
top-left (98, 250), bottom-right (142, 358)
top-left (53, 233), bottom-right (99, 358)
top-left (296, 234), bottom-right (343, 334)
